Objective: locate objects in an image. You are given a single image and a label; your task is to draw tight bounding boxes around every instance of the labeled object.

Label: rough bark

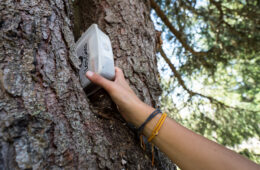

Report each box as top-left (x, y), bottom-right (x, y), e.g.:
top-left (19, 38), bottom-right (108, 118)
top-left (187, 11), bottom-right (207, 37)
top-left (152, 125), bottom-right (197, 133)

top-left (0, 0), bottom-right (174, 169)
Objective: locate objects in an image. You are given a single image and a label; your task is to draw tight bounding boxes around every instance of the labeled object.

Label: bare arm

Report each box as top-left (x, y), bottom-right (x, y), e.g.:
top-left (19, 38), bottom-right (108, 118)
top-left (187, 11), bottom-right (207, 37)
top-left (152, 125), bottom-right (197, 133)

top-left (86, 67), bottom-right (260, 170)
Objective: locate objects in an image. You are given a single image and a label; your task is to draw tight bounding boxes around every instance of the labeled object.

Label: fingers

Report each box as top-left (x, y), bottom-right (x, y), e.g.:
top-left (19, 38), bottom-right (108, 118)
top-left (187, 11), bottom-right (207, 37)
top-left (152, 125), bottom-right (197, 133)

top-left (86, 71), bottom-right (114, 92)
top-left (115, 67), bottom-right (125, 79)
top-left (114, 67), bottom-right (135, 94)
top-left (85, 67), bottom-right (125, 93)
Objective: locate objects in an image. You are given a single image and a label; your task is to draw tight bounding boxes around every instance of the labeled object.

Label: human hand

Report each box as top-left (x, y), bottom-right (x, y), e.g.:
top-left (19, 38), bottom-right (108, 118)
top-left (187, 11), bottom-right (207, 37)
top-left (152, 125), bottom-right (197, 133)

top-left (86, 67), bottom-right (154, 126)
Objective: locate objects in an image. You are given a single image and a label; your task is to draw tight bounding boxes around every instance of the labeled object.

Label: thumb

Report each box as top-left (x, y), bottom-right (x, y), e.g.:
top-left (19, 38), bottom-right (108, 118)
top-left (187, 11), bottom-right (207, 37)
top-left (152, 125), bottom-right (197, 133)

top-left (86, 71), bottom-right (114, 92)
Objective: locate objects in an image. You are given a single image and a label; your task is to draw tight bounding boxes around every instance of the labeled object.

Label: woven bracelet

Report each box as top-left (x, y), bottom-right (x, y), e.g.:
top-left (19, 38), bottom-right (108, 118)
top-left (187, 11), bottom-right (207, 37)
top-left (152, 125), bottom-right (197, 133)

top-left (137, 108), bottom-right (161, 136)
top-left (148, 113), bottom-right (167, 142)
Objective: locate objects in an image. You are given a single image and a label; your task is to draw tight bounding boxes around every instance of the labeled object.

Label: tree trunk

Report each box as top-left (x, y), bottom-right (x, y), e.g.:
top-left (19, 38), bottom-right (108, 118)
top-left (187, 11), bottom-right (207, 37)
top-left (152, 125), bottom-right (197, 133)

top-left (0, 0), bottom-right (174, 169)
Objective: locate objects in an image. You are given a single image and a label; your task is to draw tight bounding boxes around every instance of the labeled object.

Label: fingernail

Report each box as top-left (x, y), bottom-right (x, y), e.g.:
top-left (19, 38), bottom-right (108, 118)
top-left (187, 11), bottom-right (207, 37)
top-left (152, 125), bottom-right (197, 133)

top-left (86, 71), bottom-right (94, 77)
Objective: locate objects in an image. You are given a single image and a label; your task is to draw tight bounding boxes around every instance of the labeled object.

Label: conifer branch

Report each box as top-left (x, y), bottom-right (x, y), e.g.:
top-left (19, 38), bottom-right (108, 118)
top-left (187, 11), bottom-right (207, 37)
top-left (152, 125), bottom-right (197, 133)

top-left (158, 45), bottom-right (253, 112)
top-left (150, 0), bottom-right (208, 57)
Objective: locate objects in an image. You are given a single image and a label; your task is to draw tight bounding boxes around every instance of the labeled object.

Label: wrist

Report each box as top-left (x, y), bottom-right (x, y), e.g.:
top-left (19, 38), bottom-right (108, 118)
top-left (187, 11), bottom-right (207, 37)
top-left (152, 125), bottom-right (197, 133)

top-left (129, 102), bottom-right (155, 128)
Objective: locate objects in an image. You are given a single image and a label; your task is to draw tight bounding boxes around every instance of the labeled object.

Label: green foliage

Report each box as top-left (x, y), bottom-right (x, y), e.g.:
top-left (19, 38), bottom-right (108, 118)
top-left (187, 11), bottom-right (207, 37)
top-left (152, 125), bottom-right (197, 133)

top-left (239, 149), bottom-right (260, 164)
top-left (153, 0), bottom-right (260, 163)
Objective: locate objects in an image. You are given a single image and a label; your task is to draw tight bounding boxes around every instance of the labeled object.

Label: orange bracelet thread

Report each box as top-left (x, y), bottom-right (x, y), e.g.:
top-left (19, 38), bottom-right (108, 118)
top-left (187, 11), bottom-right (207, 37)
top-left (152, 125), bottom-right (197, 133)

top-left (139, 113), bottom-right (167, 166)
top-left (148, 113), bottom-right (167, 142)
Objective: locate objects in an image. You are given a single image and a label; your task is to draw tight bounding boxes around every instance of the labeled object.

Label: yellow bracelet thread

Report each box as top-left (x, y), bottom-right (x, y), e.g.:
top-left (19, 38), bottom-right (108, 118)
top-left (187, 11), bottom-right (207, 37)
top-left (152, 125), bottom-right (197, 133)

top-left (139, 113), bottom-right (167, 166)
top-left (148, 113), bottom-right (167, 142)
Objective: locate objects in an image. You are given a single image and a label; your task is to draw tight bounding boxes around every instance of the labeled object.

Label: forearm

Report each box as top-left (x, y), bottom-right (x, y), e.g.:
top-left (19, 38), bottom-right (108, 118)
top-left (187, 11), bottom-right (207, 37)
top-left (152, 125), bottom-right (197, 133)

top-left (86, 70), bottom-right (259, 170)
top-left (138, 106), bottom-right (259, 170)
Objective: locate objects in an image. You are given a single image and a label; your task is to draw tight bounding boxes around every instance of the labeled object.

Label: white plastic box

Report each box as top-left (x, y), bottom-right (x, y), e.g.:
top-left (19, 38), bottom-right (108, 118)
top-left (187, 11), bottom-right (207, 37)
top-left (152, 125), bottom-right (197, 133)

top-left (75, 24), bottom-right (115, 96)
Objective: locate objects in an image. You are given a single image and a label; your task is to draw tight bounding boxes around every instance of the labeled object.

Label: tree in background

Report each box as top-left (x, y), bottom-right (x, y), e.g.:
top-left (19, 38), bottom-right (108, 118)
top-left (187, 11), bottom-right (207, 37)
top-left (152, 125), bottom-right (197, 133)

top-left (151, 0), bottom-right (260, 163)
top-left (0, 0), bottom-right (174, 169)
top-left (1, 0), bottom-right (259, 169)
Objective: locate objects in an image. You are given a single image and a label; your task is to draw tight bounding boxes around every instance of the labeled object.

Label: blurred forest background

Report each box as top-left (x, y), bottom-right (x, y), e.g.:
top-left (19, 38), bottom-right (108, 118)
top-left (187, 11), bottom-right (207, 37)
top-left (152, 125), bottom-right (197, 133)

top-left (150, 0), bottom-right (260, 163)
